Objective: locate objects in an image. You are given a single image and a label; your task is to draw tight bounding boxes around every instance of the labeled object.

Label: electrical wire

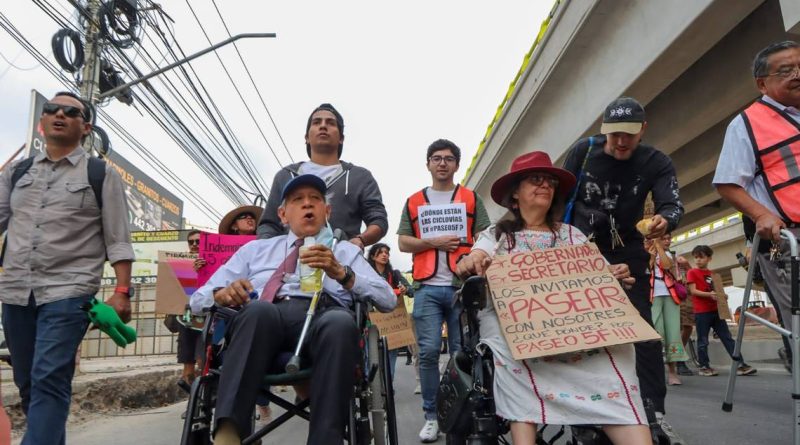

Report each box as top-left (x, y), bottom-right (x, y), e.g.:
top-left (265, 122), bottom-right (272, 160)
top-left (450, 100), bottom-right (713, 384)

top-left (208, 0), bottom-right (294, 164)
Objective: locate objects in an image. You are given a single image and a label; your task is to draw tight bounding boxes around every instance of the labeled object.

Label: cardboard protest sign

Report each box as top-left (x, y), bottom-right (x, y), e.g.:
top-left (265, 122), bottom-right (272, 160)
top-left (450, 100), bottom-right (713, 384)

top-left (417, 203), bottom-right (467, 239)
top-left (197, 233), bottom-right (256, 285)
top-left (711, 273), bottom-right (733, 320)
top-left (485, 242), bottom-right (660, 360)
top-left (370, 304), bottom-right (416, 350)
top-left (155, 251), bottom-right (197, 315)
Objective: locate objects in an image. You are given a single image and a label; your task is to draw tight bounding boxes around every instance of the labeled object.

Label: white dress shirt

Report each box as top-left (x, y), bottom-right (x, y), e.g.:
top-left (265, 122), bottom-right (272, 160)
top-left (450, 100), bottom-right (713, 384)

top-left (190, 231), bottom-right (396, 314)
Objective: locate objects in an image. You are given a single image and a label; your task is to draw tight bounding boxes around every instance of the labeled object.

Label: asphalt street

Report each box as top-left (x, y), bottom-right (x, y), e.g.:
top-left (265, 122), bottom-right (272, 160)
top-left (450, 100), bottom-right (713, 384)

top-left (57, 360), bottom-right (793, 445)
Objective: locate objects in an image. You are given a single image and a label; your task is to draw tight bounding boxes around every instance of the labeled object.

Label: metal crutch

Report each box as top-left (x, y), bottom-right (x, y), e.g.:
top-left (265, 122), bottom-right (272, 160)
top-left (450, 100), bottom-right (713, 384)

top-left (722, 229), bottom-right (800, 445)
top-left (286, 229), bottom-right (345, 373)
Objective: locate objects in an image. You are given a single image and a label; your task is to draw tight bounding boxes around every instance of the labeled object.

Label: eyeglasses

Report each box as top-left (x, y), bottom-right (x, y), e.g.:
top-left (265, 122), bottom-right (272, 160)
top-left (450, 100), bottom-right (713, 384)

top-left (525, 174), bottom-right (559, 188)
top-left (429, 155), bottom-right (457, 164)
top-left (766, 65), bottom-right (800, 79)
top-left (236, 213), bottom-right (255, 221)
top-left (42, 102), bottom-right (87, 120)
top-left (188, 239), bottom-right (200, 246)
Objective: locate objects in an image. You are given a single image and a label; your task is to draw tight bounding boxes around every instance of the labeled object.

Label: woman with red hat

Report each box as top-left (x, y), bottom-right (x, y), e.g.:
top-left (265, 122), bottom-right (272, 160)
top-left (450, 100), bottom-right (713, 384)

top-left (457, 151), bottom-right (650, 444)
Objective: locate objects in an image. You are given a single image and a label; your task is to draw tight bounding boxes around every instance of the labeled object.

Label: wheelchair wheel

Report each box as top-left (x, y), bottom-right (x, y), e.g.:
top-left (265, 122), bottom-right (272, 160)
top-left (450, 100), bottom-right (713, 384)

top-left (180, 375), bottom-right (217, 445)
top-left (367, 325), bottom-right (399, 445)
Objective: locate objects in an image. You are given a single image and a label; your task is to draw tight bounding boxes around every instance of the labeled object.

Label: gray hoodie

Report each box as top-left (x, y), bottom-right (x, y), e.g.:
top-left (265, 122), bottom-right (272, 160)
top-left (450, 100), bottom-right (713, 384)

top-left (257, 161), bottom-right (388, 241)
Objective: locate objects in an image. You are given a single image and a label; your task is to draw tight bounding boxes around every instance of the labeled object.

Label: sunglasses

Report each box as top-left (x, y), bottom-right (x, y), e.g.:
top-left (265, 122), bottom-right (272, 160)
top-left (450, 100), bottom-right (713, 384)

top-left (42, 102), bottom-right (87, 120)
top-left (236, 213), bottom-right (256, 221)
top-left (188, 239), bottom-right (200, 246)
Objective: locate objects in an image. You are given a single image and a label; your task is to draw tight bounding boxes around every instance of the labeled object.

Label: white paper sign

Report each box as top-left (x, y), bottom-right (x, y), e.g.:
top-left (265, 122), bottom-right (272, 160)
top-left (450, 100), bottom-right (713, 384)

top-left (418, 203), bottom-right (468, 239)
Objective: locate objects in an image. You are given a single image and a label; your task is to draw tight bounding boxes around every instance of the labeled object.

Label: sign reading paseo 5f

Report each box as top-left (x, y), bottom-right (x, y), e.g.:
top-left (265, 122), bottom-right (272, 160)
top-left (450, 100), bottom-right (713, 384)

top-left (485, 242), bottom-right (659, 360)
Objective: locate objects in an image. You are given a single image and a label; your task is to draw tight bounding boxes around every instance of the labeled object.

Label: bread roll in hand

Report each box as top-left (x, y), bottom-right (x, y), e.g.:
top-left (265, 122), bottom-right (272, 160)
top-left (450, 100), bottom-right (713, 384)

top-left (636, 218), bottom-right (653, 236)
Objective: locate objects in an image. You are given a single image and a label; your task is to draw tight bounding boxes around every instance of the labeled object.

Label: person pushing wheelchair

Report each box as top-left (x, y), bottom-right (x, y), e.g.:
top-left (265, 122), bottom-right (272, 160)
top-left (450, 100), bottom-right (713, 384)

top-left (190, 174), bottom-right (396, 445)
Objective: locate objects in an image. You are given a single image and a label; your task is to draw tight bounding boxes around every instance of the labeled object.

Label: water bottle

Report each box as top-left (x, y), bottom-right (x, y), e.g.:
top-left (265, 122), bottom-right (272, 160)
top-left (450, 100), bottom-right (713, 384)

top-left (300, 236), bottom-right (322, 292)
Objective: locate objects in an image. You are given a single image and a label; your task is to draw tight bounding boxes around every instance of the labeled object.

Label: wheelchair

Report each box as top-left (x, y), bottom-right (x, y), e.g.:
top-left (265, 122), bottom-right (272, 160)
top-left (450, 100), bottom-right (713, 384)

top-left (178, 297), bottom-right (398, 445)
top-left (437, 276), bottom-right (670, 445)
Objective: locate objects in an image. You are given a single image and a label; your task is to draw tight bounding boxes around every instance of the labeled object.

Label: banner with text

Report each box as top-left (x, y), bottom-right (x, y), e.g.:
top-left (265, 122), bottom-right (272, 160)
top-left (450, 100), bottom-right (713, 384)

top-left (197, 233), bottom-right (256, 285)
top-left (417, 203), bottom-right (467, 239)
top-left (105, 152), bottom-right (183, 232)
top-left (369, 305), bottom-right (416, 350)
top-left (101, 230), bottom-right (189, 286)
top-left (155, 251), bottom-right (198, 315)
top-left (486, 243), bottom-right (660, 360)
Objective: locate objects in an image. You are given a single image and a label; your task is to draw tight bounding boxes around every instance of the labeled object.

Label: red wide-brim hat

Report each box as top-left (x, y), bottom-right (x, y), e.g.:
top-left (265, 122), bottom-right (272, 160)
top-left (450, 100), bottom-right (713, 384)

top-left (490, 151), bottom-right (577, 208)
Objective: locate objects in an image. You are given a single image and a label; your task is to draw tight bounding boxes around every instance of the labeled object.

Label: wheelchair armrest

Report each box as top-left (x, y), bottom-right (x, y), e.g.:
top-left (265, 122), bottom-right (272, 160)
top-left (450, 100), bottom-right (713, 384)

top-left (211, 304), bottom-right (240, 320)
top-left (459, 276), bottom-right (488, 311)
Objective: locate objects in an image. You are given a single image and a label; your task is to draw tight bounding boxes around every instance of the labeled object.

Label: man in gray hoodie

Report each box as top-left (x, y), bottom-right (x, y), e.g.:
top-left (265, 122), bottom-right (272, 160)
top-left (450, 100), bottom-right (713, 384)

top-left (257, 103), bottom-right (388, 249)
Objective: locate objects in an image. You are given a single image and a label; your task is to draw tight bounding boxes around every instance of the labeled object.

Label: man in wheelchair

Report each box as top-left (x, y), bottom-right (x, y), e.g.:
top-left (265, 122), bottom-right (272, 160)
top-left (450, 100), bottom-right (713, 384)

top-left (190, 174), bottom-right (396, 445)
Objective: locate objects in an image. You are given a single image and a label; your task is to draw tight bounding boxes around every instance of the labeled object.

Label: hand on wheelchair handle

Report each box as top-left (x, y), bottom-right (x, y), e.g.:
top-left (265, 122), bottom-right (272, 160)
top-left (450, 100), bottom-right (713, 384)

top-left (456, 250), bottom-right (492, 278)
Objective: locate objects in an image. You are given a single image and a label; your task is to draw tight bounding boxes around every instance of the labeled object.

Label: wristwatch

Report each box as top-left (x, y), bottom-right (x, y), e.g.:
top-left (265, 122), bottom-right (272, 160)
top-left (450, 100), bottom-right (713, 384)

top-left (336, 265), bottom-right (355, 286)
top-left (115, 286), bottom-right (135, 299)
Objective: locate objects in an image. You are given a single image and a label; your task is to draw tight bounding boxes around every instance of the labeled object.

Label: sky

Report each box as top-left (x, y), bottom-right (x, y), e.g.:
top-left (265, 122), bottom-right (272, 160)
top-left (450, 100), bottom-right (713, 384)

top-left (0, 1), bottom-right (554, 272)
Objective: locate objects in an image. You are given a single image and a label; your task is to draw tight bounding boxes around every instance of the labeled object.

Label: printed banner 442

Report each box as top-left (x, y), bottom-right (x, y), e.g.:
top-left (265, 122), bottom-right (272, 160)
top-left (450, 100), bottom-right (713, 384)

top-left (485, 242), bottom-right (660, 360)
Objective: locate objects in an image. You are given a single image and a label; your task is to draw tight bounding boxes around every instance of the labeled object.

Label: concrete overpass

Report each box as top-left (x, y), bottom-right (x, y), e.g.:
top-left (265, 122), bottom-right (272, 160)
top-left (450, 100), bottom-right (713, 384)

top-left (463, 0), bottom-right (800, 278)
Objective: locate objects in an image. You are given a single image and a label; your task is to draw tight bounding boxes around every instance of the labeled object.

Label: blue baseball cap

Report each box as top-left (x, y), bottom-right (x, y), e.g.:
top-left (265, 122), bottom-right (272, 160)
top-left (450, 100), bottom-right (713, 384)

top-left (280, 174), bottom-right (327, 202)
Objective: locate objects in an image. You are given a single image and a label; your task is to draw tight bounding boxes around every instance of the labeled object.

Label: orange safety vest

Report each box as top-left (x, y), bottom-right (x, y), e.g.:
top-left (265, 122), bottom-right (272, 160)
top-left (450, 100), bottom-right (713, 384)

top-left (649, 262), bottom-right (681, 305)
top-left (741, 99), bottom-right (800, 224)
top-left (406, 185), bottom-right (477, 282)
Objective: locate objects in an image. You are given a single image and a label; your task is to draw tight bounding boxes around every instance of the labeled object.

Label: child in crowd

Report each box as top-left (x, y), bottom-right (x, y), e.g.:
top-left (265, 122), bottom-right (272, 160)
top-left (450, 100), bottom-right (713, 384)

top-left (646, 233), bottom-right (688, 385)
top-left (686, 245), bottom-right (757, 377)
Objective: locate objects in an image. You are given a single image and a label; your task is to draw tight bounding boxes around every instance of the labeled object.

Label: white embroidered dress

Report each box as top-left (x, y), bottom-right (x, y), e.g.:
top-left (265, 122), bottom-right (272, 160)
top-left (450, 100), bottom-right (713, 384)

top-left (473, 224), bottom-right (646, 426)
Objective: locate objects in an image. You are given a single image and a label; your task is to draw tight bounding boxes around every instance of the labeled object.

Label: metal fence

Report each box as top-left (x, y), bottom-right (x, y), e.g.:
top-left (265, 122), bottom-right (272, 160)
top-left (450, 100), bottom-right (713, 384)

top-left (80, 283), bottom-right (180, 359)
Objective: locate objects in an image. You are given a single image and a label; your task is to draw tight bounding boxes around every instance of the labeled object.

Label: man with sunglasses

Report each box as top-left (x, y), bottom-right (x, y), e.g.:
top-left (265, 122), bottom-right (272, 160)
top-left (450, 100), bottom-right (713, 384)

top-left (0, 91), bottom-right (134, 445)
top-left (714, 40), bottom-right (800, 371)
top-left (397, 139), bottom-right (490, 442)
top-left (176, 230), bottom-right (203, 387)
top-left (562, 96), bottom-right (684, 443)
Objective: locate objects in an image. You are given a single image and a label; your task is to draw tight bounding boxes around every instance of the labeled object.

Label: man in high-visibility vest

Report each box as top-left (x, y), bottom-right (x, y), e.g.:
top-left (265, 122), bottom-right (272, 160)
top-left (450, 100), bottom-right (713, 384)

top-left (397, 139), bottom-right (490, 442)
top-left (714, 40), bottom-right (800, 371)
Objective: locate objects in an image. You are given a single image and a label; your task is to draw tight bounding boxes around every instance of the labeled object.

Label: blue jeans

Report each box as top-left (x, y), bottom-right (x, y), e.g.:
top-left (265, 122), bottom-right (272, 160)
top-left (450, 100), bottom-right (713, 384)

top-left (412, 284), bottom-right (461, 420)
top-left (2, 293), bottom-right (92, 445)
top-left (695, 311), bottom-right (743, 369)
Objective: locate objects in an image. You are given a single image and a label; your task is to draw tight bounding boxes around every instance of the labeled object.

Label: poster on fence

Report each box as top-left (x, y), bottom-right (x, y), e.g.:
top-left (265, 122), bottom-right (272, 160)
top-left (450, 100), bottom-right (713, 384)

top-left (369, 304), bottom-right (416, 350)
top-left (197, 233), bottom-right (256, 286)
top-left (155, 251), bottom-right (198, 315)
top-left (485, 242), bottom-right (660, 360)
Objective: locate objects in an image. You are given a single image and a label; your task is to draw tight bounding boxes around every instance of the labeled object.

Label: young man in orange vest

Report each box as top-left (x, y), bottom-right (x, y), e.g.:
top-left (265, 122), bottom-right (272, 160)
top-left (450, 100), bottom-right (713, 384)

top-left (397, 139), bottom-right (490, 442)
top-left (714, 40), bottom-right (800, 371)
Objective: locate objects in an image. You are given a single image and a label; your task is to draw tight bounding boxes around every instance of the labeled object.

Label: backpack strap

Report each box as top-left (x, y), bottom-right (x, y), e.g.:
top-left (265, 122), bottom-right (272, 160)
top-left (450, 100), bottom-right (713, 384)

top-left (10, 157), bottom-right (34, 190)
top-left (87, 157), bottom-right (106, 209)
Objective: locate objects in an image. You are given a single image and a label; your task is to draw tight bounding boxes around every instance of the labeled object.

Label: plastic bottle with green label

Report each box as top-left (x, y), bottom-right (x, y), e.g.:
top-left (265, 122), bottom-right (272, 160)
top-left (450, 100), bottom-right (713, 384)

top-left (300, 236), bottom-right (322, 292)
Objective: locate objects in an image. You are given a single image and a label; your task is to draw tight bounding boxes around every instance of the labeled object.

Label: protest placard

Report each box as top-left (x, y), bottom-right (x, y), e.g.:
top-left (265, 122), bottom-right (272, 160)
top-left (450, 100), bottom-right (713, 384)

top-left (485, 242), bottom-right (660, 360)
top-left (417, 203), bottom-right (467, 239)
top-left (197, 233), bottom-right (256, 285)
top-left (711, 273), bottom-right (733, 320)
top-left (155, 251), bottom-right (197, 315)
top-left (369, 304), bottom-right (416, 350)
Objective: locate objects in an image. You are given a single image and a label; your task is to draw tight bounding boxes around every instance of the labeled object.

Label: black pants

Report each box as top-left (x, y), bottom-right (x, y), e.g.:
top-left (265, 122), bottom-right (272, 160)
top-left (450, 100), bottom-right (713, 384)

top-left (629, 269), bottom-right (668, 414)
top-left (214, 298), bottom-right (359, 445)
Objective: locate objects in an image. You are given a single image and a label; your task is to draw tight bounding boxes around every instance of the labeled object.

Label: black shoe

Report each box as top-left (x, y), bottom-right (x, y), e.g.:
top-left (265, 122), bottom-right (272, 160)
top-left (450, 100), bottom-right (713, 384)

top-left (676, 362), bottom-right (693, 376)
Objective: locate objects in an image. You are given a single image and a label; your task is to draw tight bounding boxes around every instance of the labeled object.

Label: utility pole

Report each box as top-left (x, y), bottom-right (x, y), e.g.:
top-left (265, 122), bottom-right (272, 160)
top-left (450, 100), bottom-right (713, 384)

top-left (79, 0), bottom-right (101, 103)
top-left (79, 0), bottom-right (102, 155)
